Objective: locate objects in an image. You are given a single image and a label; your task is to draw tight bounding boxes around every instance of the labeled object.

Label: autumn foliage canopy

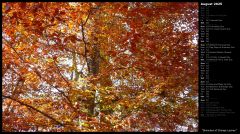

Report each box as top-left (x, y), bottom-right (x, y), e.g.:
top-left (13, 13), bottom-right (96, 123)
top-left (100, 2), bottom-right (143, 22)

top-left (2, 2), bottom-right (198, 132)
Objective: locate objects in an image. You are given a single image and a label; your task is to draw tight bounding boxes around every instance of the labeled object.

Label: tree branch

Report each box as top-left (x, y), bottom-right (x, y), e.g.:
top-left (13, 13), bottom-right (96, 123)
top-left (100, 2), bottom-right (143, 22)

top-left (83, 9), bottom-right (92, 26)
top-left (2, 95), bottom-right (64, 126)
top-left (3, 38), bottom-right (25, 62)
top-left (32, 68), bottom-right (78, 113)
top-left (81, 22), bottom-right (91, 74)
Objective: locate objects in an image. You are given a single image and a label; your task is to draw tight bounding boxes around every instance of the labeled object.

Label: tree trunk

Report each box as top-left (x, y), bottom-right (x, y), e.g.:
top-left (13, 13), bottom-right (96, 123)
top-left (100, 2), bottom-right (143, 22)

top-left (86, 42), bottom-right (101, 124)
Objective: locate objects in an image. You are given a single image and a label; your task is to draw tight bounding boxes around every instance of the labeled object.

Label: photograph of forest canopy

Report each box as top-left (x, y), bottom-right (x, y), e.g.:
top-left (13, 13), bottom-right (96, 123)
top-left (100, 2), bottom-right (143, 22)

top-left (2, 2), bottom-right (198, 132)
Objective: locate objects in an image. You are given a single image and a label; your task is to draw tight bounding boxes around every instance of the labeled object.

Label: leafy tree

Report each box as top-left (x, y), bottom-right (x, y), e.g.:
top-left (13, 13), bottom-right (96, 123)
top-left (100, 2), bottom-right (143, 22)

top-left (2, 2), bottom-right (198, 132)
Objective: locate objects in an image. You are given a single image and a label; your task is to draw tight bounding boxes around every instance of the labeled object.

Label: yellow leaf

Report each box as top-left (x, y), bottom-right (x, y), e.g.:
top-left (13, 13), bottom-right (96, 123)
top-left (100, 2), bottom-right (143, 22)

top-left (80, 122), bottom-right (89, 127)
top-left (16, 46), bottom-right (25, 51)
top-left (46, 58), bottom-right (54, 63)
top-left (68, 21), bottom-right (74, 30)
